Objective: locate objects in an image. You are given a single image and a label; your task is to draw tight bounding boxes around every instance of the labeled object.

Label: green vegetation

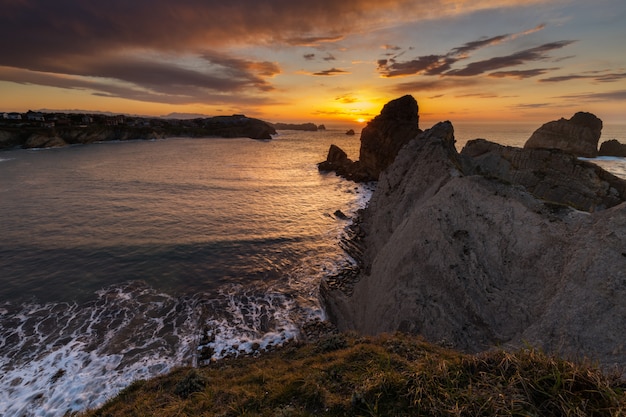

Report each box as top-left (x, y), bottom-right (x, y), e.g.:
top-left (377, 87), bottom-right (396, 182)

top-left (82, 333), bottom-right (625, 417)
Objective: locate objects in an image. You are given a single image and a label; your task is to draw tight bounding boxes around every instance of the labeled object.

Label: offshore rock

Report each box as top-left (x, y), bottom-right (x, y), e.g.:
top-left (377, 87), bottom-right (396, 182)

top-left (524, 111), bottom-right (603, 157)
top-left (318, 145), bottom-right (354, 178)
top-left (599, 139), bottom-right (626, 157)
top-left (318, 95), bottom-right (422, 182)
top-left (321, 121), bottom-right (626, 375)
top-left (357, 95), bottom-right (421, 180)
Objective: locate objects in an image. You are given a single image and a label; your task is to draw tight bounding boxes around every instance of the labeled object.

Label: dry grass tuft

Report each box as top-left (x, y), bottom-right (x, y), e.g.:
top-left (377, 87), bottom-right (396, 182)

top-left (81, 333), bottom-right (625, 417)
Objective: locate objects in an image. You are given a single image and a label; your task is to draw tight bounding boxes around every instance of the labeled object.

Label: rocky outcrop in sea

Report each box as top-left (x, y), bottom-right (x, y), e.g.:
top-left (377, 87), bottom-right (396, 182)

top-left (318, 94), bottom-right (421, 182)
top-left (524, 111), bottom-right (603, 157)
top-left (321, 96), bottom-right (626, 375)
top-left (599, 139), bottom-right (626, 157)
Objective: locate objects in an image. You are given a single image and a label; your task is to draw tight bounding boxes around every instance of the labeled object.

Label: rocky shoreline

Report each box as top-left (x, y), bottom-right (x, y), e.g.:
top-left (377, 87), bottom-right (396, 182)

top-left (320, 96), bottom-right (626, 376)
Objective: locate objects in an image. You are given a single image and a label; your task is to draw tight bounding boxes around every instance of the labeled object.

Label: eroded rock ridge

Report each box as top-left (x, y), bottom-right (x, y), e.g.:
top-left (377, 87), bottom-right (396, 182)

top-left (321, 100), bottom-right (626, 375)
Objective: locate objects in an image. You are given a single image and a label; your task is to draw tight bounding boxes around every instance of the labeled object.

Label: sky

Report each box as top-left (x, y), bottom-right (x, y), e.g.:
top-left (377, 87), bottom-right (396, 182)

top-left (0, 0), bottom-right (625, 126)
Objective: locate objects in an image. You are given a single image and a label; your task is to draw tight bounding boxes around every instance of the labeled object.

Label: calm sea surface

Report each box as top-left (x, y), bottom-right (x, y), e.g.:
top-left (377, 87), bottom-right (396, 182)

top-left (1, 123), bottom-right (625, 416)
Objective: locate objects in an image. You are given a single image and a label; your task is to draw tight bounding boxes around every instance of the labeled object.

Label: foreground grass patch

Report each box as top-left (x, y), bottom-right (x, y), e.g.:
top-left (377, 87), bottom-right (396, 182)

top-left (82, 333), bottom-right (625, 416)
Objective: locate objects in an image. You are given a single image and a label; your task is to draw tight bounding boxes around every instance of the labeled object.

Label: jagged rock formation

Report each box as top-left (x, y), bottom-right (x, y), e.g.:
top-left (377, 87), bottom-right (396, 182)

top-left (318, 95), bottom-right (422, 182)
top-left (321, 117), bottom-right (626, 375)
top-left (599, 139), bottom-right (626, 157)
top-left (317, 145), bottom-right (354, 177)
top-left (461, 139), bottom-right (626, 212)
top-left (524, 112), bottom-right (603, 157)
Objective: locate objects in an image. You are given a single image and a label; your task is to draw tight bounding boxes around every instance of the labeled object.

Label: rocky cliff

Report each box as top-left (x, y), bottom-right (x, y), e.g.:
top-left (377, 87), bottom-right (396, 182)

top-left (318, 95), bottom-right (421, 182)
top-left (321, 110), bottom-right (626, 374)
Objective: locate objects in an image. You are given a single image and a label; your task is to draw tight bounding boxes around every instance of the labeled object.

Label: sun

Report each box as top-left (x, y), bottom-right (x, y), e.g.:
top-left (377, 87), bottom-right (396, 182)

top-left (356, 118), bottom-right (366, 123)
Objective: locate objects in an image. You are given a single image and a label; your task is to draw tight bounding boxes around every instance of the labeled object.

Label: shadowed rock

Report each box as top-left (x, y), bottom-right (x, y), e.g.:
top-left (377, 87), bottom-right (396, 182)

top-left (599, 139), bottom-right (626, 157)
top-left (461, 139), bottom-right (626, 212)
top-left (321, 120), bottom-right (626, 376)
top-left (524, 111), bottom-right (602, 157)
top-left (318, 95), bottom-right (422, 182)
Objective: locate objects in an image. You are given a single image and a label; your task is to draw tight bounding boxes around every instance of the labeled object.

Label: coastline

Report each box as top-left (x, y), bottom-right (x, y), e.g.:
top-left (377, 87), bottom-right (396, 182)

top-left (320, 116), bottom-right (626, 377)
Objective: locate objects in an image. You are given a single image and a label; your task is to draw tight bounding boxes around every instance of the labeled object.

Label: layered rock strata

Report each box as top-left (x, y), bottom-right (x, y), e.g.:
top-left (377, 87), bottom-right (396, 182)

top-left (321, 118), bottom-right (626, 375)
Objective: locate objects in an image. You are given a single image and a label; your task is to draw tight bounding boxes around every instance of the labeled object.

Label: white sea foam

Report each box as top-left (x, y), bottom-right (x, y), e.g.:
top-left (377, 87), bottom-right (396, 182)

top-left (0, 133), bottom-right (375, 416)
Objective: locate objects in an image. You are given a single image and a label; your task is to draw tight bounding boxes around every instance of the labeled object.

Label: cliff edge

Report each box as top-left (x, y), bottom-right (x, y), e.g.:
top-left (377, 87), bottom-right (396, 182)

top-left (321, 107), bottom-right (626, 375)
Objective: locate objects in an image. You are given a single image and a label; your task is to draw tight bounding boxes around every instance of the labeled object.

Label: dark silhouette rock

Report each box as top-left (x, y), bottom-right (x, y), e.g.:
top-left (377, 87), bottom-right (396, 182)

top-left (318, 95), bottom-right (422, 182)
top-left (524, 112), bottom-right (602, 157)
top-left (272, 122), bottom-right (318, 131)
top-left (345, 129), bottom-right (355, 135)
top-left (599, 139), bottom-right (626, 157)
top-left (322, 121), bottom-right (626, 376)
top-left (357, 95), bottom-right (421, 180)
top-left (318, 144), bottom-right (354, 177)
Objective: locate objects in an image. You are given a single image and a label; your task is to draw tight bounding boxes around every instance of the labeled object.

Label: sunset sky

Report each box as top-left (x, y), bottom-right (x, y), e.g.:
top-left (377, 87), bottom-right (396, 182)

top-left (1, 0), bottom-right (625, 126)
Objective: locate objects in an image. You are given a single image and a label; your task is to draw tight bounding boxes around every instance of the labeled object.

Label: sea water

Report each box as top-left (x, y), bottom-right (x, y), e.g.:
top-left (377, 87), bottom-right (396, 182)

top-left (1, 123), bottom-right (625, 416)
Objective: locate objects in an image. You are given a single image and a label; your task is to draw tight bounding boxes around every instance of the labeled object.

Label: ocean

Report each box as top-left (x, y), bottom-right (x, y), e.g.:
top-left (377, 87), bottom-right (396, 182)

top-left (1, 123), bottom-right (625, 416)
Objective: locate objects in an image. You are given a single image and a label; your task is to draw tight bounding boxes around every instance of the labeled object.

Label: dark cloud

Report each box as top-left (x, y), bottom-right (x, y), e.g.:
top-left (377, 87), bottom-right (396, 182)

top-left (446, 41), bottom-right (575, 76)
top-left (555, 90), bottom-right (626, 102)
top-left (379, 55), bottom-right (457, 77)
top-left (512, 103), bottom-right (554, 109)
top-left (323, 53), bottom-right (337, 61)
top-left (451, 34), bottom-right (510, 56)
top-left (285, 35), bottom-right (345, 47)
top-left (377, 25), bottom-right (569, 80)
top-left (539, 72), bottom-right (626, 83)
top-left (0, 0), bottom-right (451, 106)
top-left (391, 77), bottom-right (480, 93)
top-left (335, 94), bottom-right (358, 104)
top-left (312, 68), bottom-right (349, 76)
top-left (489, 68), bottom-right (558, 79)
top-left (304, 54), bottom-right (316, 60)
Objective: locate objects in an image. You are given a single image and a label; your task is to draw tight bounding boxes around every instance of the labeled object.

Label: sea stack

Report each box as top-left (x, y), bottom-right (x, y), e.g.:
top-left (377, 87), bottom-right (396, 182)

top-left (318, 95), bottom-right (422, 182)
top-left (524, 111), bottom-right (603, 157)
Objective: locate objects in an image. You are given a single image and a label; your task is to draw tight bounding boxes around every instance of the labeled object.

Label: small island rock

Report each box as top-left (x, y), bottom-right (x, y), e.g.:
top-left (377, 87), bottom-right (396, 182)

top-left (599, 139), bottom-right (626, 157)
top-left (524, 111), bottom-right (602, 157)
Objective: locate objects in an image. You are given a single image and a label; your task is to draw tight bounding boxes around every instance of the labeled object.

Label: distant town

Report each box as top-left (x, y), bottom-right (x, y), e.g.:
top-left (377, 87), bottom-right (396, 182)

top-left (0, 110), bottom-right (326, 131)
top-left (0, 110), bottom-right (329, 149)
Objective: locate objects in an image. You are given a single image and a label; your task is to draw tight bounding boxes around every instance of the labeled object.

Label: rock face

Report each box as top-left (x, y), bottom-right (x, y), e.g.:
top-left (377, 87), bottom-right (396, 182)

top-left (318, 95), bottom-right (422, 182)
top-left (524, 112), bottom-right (603, 157)
top-left (461, 139), bottom-right (626, 212)
top-left (317, 144), bottom-right (354, 177)
top-left (599, 139), bottom-right (626, 157)
top-left (321, 121), bottom-right (626, 374)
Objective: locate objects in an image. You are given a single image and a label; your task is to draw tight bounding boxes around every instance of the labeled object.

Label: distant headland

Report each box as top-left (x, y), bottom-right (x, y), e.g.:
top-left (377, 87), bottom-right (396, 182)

top-left (0, 111), bottom-right (278, 149)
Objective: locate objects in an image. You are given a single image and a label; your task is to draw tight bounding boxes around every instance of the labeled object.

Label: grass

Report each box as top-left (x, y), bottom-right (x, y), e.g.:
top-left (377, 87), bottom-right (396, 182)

top-left (81, 333), bottom-right (625, 417)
